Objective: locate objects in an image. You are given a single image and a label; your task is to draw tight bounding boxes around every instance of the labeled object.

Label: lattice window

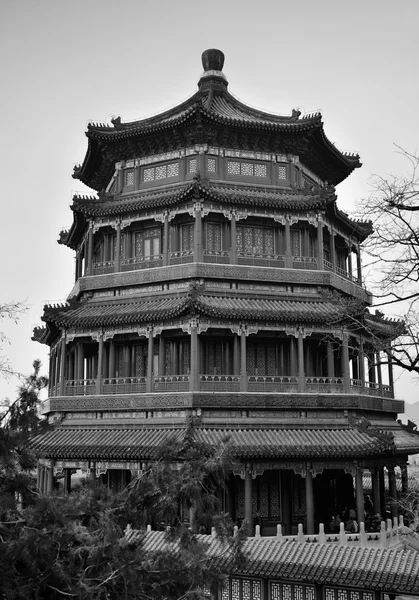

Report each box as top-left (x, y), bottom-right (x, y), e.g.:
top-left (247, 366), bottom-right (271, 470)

top-left (295, 586), bottom-right (304, 600)
top-left (254, 164), bottom-right (267, 177)
top-left (236, 477), bottom-right (245, 518)
top-left (283, 584), bottom-right (292, 600)
top-left (165, 341), bottom-right (171, 375)
top-left (242, 580), bottom-right (251, 600)
top-left (135, 228), bottom-right (161, 258)
top-left (228, 161), bottom-right (241, 175)
top-left (125, 170), bottom-right (134, 186)
top-left (306, 587), bottom-right (315, 600)
top-left (237, 226), bottom-right (275, 255)
top-left (181, 223), bottom-right (194, 251)
top-left (207, 341), bottom-right (223, 374)
top-left (362, 594), bottom-right (373, 600)
top-left (337, 591), bottom-right (347, 600)
top-left (180, 341), bottom-right (190, 374)
top-left (271, 583), bottom-right (281, 600)
top-left (259, 477), bottom-right (269, 518)
top-left (189, 158), bottom-right (197, 173)
top-left (350, 593), bottom-right (360, 600)
top-left (231, 578), bottom-right (240, 600)
top-left (116, 346), bottom-right (124, 378)
top-left (221, 584), bottom-right (230, 600)
top-left (206, 223), bottom-right (222, 251)
top-left (134, 345), bottom-right (146, 377)
top-left (292, 473), bottom-right (306, 520)
top-left (278, 165), bottom-right (287, 179)
top-left (207, 157), bottom-right (216, 172)
top-left (252, 581), bottom-right (261, 600)
top-left (143, 167), bottom-right (154, 182)
top-left (269, 471), bottom-right (280, 518)
top-left (291, 230), bottom-right (301, 256)
top-left (241, 162), bottom-right (253, 176)
top-left (143, 162), bottom-right (179, 182)
top-left (325, 591), bottom-right (335, 600)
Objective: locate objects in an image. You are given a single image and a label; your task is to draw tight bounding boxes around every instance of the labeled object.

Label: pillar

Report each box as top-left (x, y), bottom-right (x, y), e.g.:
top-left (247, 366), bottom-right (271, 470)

top-left (244, 466), bottom-right (253, 536)
top-left (297, 330), bottom-right (305, 392)
top-left (240, 328), bottom-right (247, 392)
top-left (230, 213), bottom-right (237, 264)
top-left (194, 204), bottom-right (202, 263)
top-left (341, 333), bottom-right (350, 392)
top-left (388, 466), bottom-right (398, 521)
top-left (359, 339), bottom-right (365, 387)
top-left (317, 217), bottom-right (324, 270)
top-left (109, 340), bottom-right (116, 379)
top-left (64, 469), bottom-right (72, 495)
top-left (284, 216), bottom-right (292, 268)
top-left (163, 214), bottom-right (170, 266)
top-left (355, 467), bottom-right (365, 525)
top-left (76, 342), bottom-right (84, 381)
top-left (330, 229), bottom-right (336, 270)
top-left (305, 466), bottom-right (315, 535)
top-left (158, 336), bottom-right (165, 376)
top-left (401, 463), bottom-right (409, 496)
top-left (378, 467), bottom-right (386, 519)
top-left (371, 467), bottom-right (381, 517)
top-left (376, 352), bottom-right (383, 394)
top-left (46, 467), bottom-right (54, 495)
top-left (96, 333), bottom-right (104, 394)
top-left (114, 221), bottom-right (121, 272)
top-left (190, 323), bottom-right (198, 391)
top-left (327, 340), bottom-right (335, 378)
top-left (290, 337), bottom-right (297, 376)
top-left (117, 164), bottom-right (124, 192)
top-left (87, 222), bottom-right (94, 276)
top-left (147, 331), bottom-right (154, 393)
top-left (387, 348), bottom-right (394, 392)
top-left (356, 246), bottom-right (362, 282)
top-left (59, 333), bottom-right (67, 396)
top-left (348, 251), bottom-right (353, 278)
top-left (281, 471), bottom-right (292, 535)
top-left (39, 465), bottom-right (45, 494)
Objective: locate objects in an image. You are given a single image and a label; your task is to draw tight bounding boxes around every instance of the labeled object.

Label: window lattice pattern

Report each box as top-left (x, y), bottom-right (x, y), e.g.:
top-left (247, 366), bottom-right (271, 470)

top-left (165, 342), bottom-right (171, 375)
top-left (306, 588), bottom-right (315, 600)
top-left (231, 578), bottom-right (240, 600)
top-left (242, 580), bottom-right (251, 600)
top-left (259, 477), bottom-right (269, 518)
top-left (237, 227), bottom-right (274, 255)
top-left (292, 474), bottom-right (306, 520)
top-left (189, 158), bottom-right (197, 173)
top-left (180, 341), bottom-right (190, 375)
top-left (181, 224), bottom-right (194, 251)
top-left (134, 345), bottom-right (146, 377)
top-left (227, 161), bottom-right (267, 177)
top-left (325, 591), bottom-right (335, 600)
top-left (252, 581), bottom-right (261, 600)
top-left (271, 583), bottom-right (315, 600)
top-left (135, 228), bottom-right (161, 257)
top-left (283, 584), bottom-right (292, 600)
top-left (207, 342), bottom-right (223, 374)
top-left (236, 477), bottom-right (245, 518)
top-left (295, 586), bottom-right (304, 600)
top-left (206, 223), bottom-right (222, 251)
top-left (221, 584), bottom-right (230, 600)
top-left (350, 594), bottom-right (360, 600)
top-left (207, 157), bottom-right (216, 172)
top-left (278, 165), bottom-right (287, 179)
top-left (125, 170), bottom-right (134, 186)
top-left (142, 162), bottom-right (179, 182)
top-left (291, 230), bottom-right (301, 256)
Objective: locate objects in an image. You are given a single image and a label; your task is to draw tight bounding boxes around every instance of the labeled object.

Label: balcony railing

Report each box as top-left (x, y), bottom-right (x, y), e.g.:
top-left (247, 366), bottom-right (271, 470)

top-left (103, 377), bottom-right (146, 394)
top-left (203, 250), bottom-right (230, 264)
top-left (153, 375), bottom-right (190, 392)
top-left (49, 376), bottom-right (393, 398)
top-left (65, 379), bottom-right (97, 396)
top-left (247, 376), bottom-right (299, 393)
top-left (121, 255), bottom-right (163, 271)
top-left (93, 261), bottom-right (115, 275)
top-left (170, 250), bottom-right (193, 265)
top-left (238, 253), bottom-right (285, 268)
top-left (292, 256), bottom-right (317, 270)
top-left (305, 377), bottom-right (344, 393)
top-left (200, 375), bottom-right (240, 392)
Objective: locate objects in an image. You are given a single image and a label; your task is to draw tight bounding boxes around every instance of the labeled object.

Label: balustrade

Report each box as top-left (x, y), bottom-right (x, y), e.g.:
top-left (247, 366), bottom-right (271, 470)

top-left (121, 255), bottom-right (163, 271)
top-left (247, 376), bottom-right (299, 393)
top-left (203, 249), bottom-right (230, 264)
top-left (153, 375), bottom-right (190, 392)
top-left (238, 253), bottom-right (285, 268)
top-left (292, 256), bottom-right (317, 270)
top-left (305, 377), bottom-right (344, 393)
top-left (103, 377), bottom-right (146, 394)
top-left (93, 261), bottom-right (115, 275)
top-left (199, 374), bottom-right (240, 392)
top-left (169, 250), bottom-right (193, 265)
top-left (65, 379), bottom-right (97, 396)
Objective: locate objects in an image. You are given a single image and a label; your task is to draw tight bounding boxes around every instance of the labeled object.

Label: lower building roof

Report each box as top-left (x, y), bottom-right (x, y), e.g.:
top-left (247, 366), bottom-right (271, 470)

top-left (126, 530), bottom-right (419, 595)
top-left (29, 425), bottom-right (395, 461)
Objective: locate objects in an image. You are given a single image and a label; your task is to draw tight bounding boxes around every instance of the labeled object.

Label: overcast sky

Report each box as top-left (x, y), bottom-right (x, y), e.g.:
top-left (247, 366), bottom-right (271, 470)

top-left (1, 0), bottom-right (418, 414)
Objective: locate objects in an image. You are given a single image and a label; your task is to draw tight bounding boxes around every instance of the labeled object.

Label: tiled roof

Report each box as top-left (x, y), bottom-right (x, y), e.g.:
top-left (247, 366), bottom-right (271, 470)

top-left (41, 296), bottom-right (339, 329)
top-left (29, 426), bottom-right (392, 460)
top-left (126, 531), bottom-right (419, 595)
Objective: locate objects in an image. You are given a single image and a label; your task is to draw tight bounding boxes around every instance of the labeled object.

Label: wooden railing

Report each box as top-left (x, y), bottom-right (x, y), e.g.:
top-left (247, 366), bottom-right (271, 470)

top-left (93, 260), bottom-right (115, 275)
top-left (169, 250), bottom-right (193, 265)
top-left (292, 256), bottom-right (317, 270)
top-left (203, 250), bottom-right (230, 264)
top-left (200, 375), bottom-right (240, 392)
top-left (238, 253), bottom-right (285, 268)
top-left (65, 379), bottom-right (97, 396)
top-left (153, 375), bottom-right (190, 392)
top-left (305, 377), bottom-right (344, 393)
top-left (121, 255), bottom-right (163, 271)
top-left (103, 377), bottom-right (147, 394)
top-left (247, 376), bottom-right (299, 393)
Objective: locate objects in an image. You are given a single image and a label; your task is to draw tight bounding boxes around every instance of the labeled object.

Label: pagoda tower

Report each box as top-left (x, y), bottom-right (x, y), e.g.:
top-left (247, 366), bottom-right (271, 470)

top-left (32, 49), bottom-right (419, 535)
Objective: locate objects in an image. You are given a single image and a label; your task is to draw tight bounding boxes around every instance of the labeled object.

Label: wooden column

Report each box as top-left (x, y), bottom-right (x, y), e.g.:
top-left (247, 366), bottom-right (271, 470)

top-left (59, 333), bottom-right (67, 396)
top-left (355, 467), bottom-right (365, 525)
top-left (87, 222), bottom-right (94, 276)
top-left (341, 333), bottom-right (350, 392)
top-left (117, 164), bottom-right (124, 192)
top-left (76, 342), bottom-right (84, 380)
top-left (96, 333), bottom-right (104, 394)
top-left (190, 323), bottom-right (198, 391)
top-left (284, 216), bottom-right (292, 268)
top-left (64, 469), bottom-right (72, 495)
top-left (401, 463), bottom-right (409, 495)
top-left (46, 466), bottom-right (54, 495)
top-left (147, 331), bottom-right (154, 393)
top-left (387, 348), bottom-right (394, 392)
top-left (327, 340), bottom-right (335, 378)
top-left (109, 340), bottom-right (116, 379)
top-left (297, 330), bottom-right (305, 392)
top-left (359, 339), bottom-right (365, 389)
top-left (233, 332), bottom-right (240, 375)
top-left (379, 467), bottom-right (386, 519)
top-left (123, 345), bottom-right (130, 377)
top-left (240, 328), bottom-right (247, 392)
top-left (317, 216), bottom-right (324, 270)
top-left (348, 251), bottom-right (353, 278)
top-left (230, 213), bottom-right (237, 264)
top-left (305, 466), bottom-right (315, 534)
top-left (388, 466), bottom-right (398, 521)
top-left (114, 220), bottom-right (121, 272)
top-left (371, 467), bottom-right (381, 516)
top-left (330, 229), bottom-right (336, 271)
top-left (163, 214), bottom-right (170, 266)
top-left (39, 466), bottom-right (45, 494)
top-left (193, 204), bottom-right (203, 263)
top-left (244, 466), bottom-right (253, 536)
top-left (356, 246), bottom-right (362, 282)
top-left (158, 336), bottom-right (165, 376)
top-left (290, 337), bottom-right (297, 376)
top-left (376, 352), bottom-right (383, 395)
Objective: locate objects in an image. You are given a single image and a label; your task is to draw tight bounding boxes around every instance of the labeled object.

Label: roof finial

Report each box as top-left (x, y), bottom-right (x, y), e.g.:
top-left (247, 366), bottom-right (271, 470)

top-left (201, 49), bottom-right (225, 72)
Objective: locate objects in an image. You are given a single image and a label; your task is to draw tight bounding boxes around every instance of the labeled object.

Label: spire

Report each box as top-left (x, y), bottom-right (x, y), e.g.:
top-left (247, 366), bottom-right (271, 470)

top-left (198, 48), bottom-right (228, 94)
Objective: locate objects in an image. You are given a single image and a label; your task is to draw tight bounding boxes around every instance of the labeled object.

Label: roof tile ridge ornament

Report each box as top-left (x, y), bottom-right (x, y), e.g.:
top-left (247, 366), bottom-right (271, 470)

top-left (348, 415), bottom-right (394, 446)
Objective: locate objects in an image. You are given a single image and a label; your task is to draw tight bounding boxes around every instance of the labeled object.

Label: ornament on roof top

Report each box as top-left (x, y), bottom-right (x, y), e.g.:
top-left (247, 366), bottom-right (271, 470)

top-left (201, 49), bottom-right (225, 72)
